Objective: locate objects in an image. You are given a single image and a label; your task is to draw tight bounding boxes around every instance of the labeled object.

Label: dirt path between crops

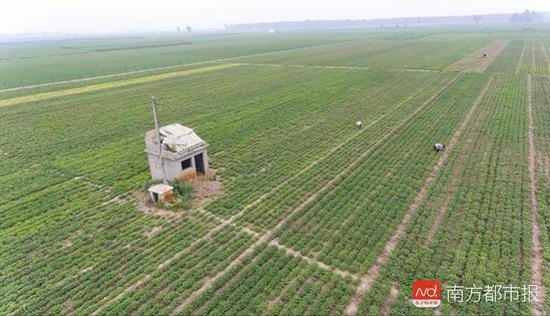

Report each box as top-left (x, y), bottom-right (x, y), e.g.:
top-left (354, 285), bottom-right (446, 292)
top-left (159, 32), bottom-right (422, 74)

top-left (171, 232), bottom-right (271, 315)
top-left (344, 75), bottom-right (492, 316)
top-left (171, 73), bottom-right (462, 315)
top-left (215, 74), bottom-right (439, 225)
top-left (269, 239), bottom-right (358, 280)
top-left (89, 212), bottom-right (237, 316)
top-left (541, 41), bottom-right (550, 73)
top-left (233, 62), bottom-right (370, 71)
top-left (517, 43), bottom-right (527, 74)
top-left (379, 283), bottom-right (399, 316)
top-left (0, 41), bottom-right (359, 94)
top-left (234, 62), bottom-right (442, 73)
top-left (446, 40), bottom-right (510, 73)
top-left (527, 74), bottom-right (546, 315)
top-left (93, 72), bottom-right (460, 315)
top-left (197, 206), bottom-right (353, 279)
top-left (423, 76), bottom-right (494, 246)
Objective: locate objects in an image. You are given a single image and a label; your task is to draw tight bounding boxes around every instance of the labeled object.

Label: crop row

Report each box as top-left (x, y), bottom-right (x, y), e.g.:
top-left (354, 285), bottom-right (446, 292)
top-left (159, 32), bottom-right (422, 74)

top-left (0, 180), bottom-right (219, 314)
top-left (531, 75), bottom-right (550, 315)
top-left (179, 244), bottom-right (356, 316)
top-left (271, 74), bottom-right (488, 274)
top-left (234, 39), bottom-right (483, 71)
top-left (0, 32), bottom-right (366, 89)
top-left (207, 68), bottom-right (450, 217)
top-left (234, 73), bottom-right (460, 233)
top-left (486, 40), bottom-right (525, 74)
top-left (98, 226), bottom-right (255, 315)
top-left (357, 74), bottom-right (533, 315)
top-left (0, 64), bottom-right (448, 314)
top-left (0, 65), bottom-right (447, 206)
top-left (516, 40), bottom-right (550, 75)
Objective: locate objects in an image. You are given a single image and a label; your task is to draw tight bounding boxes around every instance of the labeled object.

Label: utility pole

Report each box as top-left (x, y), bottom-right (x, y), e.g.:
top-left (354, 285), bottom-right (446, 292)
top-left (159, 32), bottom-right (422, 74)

top-left (151, 96), bottom-right (167, 182)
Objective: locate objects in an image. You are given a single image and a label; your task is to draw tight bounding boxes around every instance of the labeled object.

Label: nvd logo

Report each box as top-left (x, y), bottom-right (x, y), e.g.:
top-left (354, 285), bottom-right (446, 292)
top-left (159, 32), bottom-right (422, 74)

top-left (413, 280), bottom-right (441, 307)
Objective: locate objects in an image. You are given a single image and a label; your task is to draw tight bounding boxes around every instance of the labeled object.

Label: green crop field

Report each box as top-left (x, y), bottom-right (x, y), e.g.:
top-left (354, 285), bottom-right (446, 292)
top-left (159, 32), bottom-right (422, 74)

top-left (2, 27), bottom-right (550, 315)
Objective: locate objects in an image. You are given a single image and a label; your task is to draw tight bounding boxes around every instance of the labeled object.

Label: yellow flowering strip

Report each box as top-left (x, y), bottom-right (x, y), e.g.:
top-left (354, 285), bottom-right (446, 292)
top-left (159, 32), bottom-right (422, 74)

top-left (0, 63), bottom-right (237, 108)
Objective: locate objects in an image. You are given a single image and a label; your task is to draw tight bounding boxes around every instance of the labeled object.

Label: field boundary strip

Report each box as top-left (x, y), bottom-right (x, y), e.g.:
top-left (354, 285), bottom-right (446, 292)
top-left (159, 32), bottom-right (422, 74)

top-left (527, 74), bottom-right (546, 315)
top-left (423, 76), bottom-right (496, 246)
top-left (232, 62), bottom-right (443, 74)
top-left (0, 64), bottom-right (237, 108)
top-left (232, 62), bottom-right (370, 71)
top-left (343, 75), bottom-right (495, 316)
top-left (446, 40), bottom-right (510, 73)
top-left (169, 73), bottom-right (462, 315)
top-left (196, 207), bottom-right (356, 279)
top-left (0, 40), bottom-right (360, 94)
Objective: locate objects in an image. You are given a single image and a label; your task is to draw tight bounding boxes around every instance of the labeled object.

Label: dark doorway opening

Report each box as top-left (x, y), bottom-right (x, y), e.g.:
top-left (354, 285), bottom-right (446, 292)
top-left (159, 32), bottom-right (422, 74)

top-left (194, 153), bottom-right (205, 174)
top-left (181, 158), bottom-right (192, 170)
top-left (152, 192), bottom-right (159, 203)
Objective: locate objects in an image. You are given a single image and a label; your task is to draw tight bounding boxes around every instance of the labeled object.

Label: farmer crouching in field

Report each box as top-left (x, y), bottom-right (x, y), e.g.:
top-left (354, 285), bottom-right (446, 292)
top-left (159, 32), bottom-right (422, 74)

top-left (434, 143), bottom-right (445, 151)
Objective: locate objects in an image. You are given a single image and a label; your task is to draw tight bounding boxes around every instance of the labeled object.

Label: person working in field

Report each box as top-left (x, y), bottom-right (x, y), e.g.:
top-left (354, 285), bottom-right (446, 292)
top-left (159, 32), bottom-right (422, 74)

top-left (434, 143), bottom-right (445, 151)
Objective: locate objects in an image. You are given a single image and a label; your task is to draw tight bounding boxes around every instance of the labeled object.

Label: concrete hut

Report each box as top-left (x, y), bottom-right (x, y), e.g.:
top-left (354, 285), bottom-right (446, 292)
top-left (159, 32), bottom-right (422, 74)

top-left (145, 123), bottom-right (209, 181)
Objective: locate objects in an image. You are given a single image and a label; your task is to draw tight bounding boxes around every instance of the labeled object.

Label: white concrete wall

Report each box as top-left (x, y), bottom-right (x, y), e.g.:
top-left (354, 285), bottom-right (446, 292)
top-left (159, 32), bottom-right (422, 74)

top-left (147, 149), bottom-right (209, 181)
top-left (147, 153), bottom-right (166, 180)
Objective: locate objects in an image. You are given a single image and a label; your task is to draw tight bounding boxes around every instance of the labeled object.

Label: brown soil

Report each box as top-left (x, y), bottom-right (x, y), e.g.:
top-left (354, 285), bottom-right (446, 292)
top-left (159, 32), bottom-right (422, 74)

top-left (527, 74), bottom-right (546, 315)
top-left (447, 40), bottom-right (510, 73)
top-left (172, 233), bottom-right (271, 315)
top-left (379, 283), bottom-right (399, 316)
top-left (189, 177), bottom-right (223, 208)
top-left (424, 191), bottom-right (454, 246)
top-left (64, 299), bottom-right (75, 316)
top-left (545, 157), bottom-right (550, 184)
top-left (63, 239), bottom-right (73, 248)
top-left (269, 239), bottom-right (358, 280)
top-left (143, 226), bottom-right (163, 239)
top-left (133, 192), bottom-right (182, 221)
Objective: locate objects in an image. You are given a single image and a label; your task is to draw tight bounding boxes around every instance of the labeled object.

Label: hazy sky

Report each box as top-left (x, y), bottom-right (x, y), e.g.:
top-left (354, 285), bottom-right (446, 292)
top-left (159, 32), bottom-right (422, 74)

top-left (2, 0), bottom-right (549, 34)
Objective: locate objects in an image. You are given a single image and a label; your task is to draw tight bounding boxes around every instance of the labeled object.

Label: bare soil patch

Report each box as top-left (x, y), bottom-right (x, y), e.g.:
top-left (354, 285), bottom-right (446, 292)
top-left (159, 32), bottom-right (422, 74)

top-left (132, 192), bottom-right (182, 220)
top-left (64, 298), bottom-right (75, 316)
top-left (143, 226), bottom-right (163, 239)
top-left (189, 177), bottom-right (223, 208)
top-left (80, 265), bottom-right (94, 274)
